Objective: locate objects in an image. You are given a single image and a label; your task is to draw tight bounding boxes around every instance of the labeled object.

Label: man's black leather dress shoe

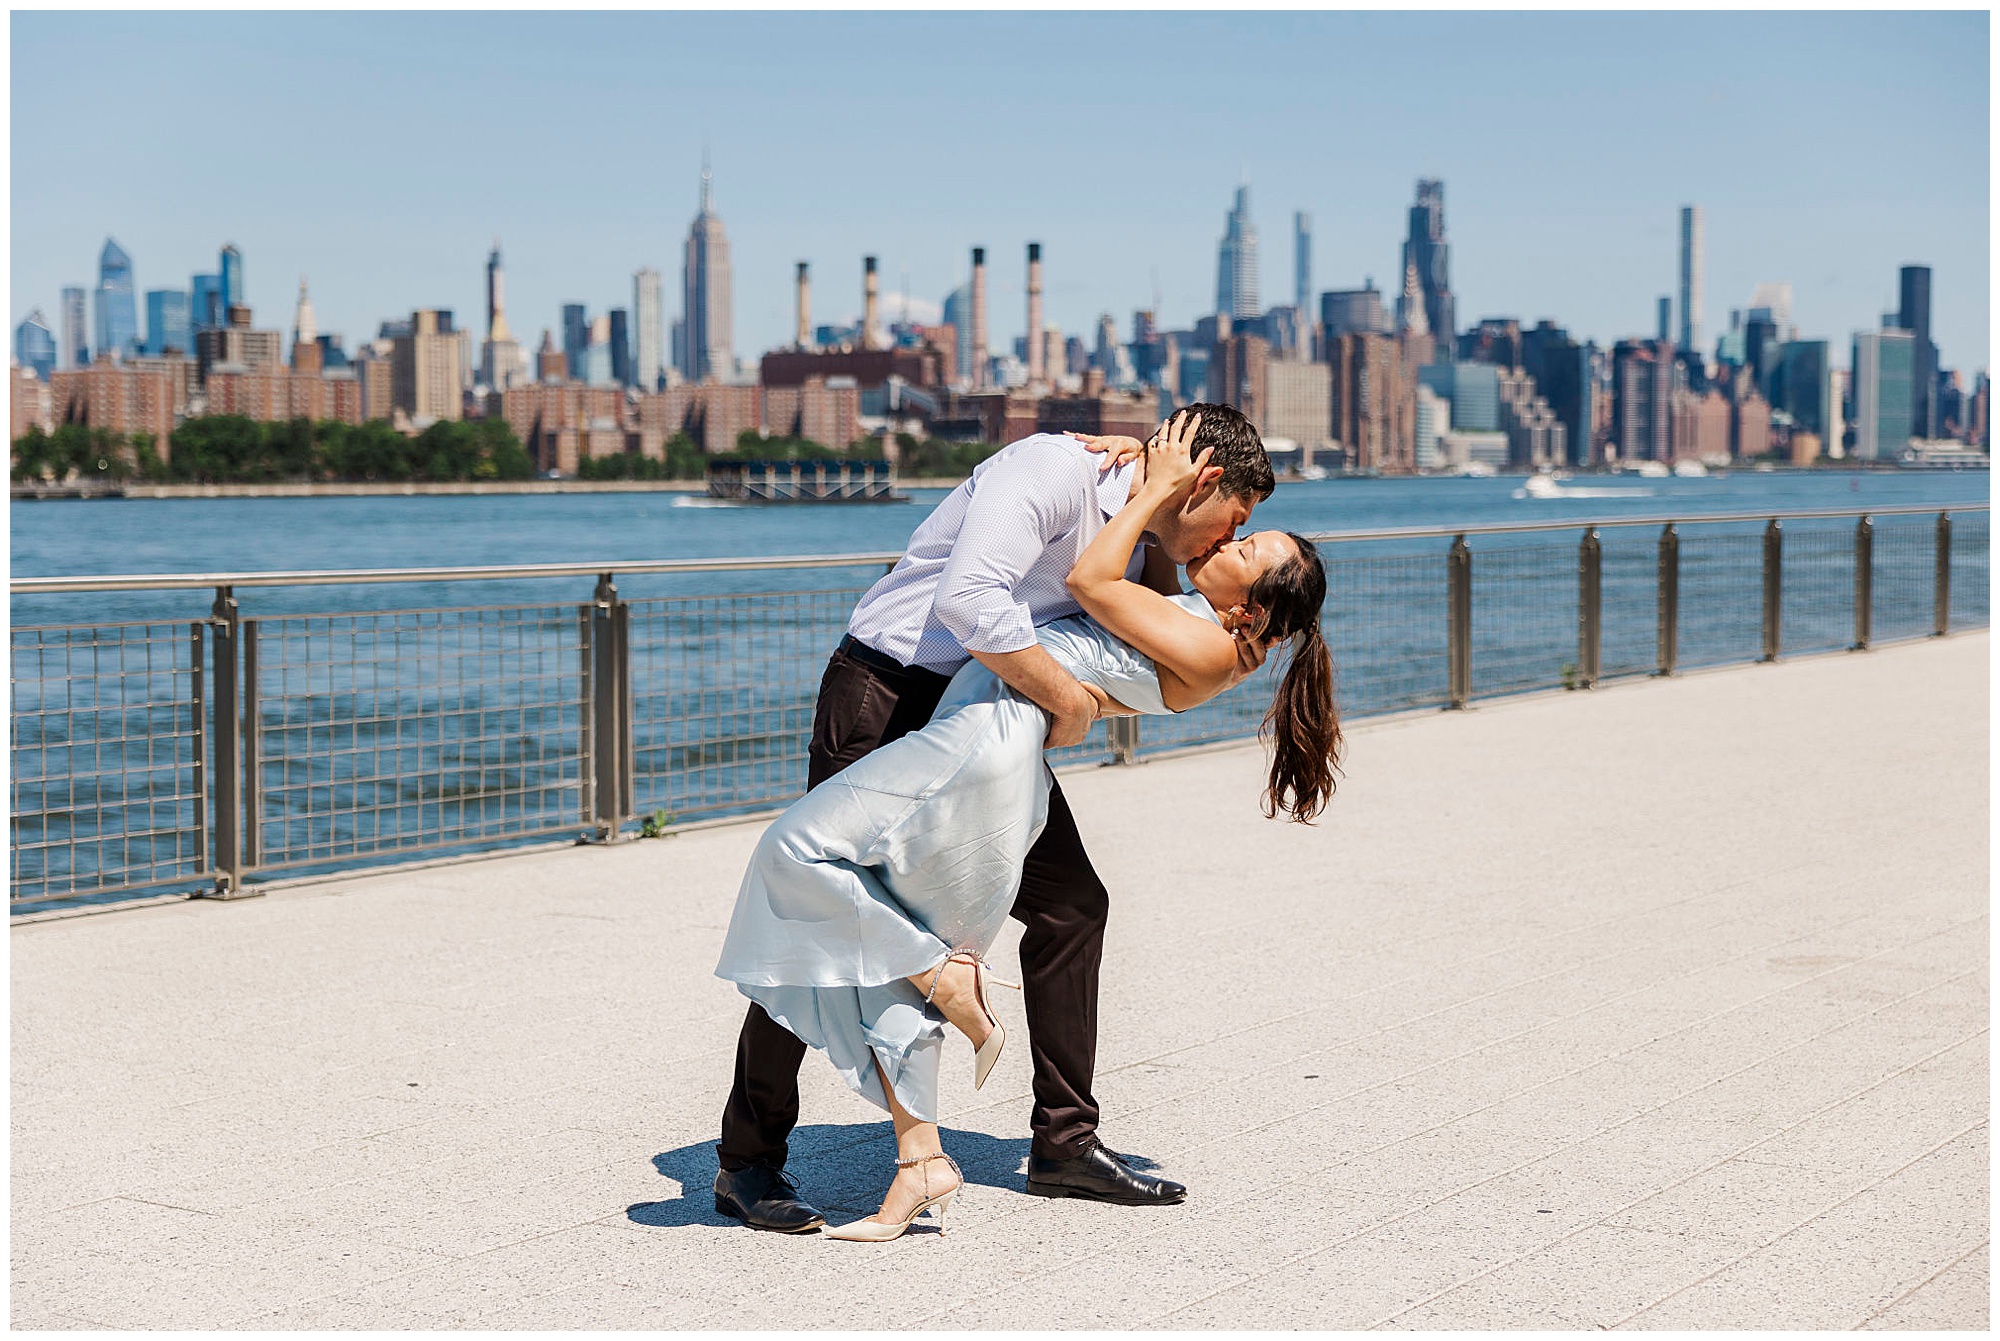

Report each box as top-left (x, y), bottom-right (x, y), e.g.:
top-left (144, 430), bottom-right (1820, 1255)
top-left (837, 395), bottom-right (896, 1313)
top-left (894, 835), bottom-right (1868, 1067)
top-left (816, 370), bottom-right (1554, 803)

top-left (1024, 1138), bottom-right (1187, 1205)
top-left (714, 1164), bottom-right (826, 1233)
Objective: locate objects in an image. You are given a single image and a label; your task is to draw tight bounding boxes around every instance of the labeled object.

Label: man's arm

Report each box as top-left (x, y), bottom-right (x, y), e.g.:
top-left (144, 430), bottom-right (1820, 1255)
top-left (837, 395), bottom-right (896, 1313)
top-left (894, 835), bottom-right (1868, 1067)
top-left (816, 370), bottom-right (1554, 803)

top-left (969, 645), bottom-right (1099, 747)
top-left (930, 439), bottom-right (1101, 747)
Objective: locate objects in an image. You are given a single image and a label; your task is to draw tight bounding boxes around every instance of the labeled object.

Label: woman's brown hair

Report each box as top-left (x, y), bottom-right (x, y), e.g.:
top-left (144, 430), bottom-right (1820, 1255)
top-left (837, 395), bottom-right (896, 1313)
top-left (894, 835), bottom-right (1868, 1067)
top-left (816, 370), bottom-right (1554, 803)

top-left (1246, 533), bottom-right (1343, 822)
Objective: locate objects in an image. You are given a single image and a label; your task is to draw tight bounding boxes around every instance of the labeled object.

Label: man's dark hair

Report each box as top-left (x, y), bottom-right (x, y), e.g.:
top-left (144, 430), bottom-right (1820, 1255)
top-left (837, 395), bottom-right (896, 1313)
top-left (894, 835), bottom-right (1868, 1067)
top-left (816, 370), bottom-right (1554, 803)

top-left (1171, 401), bottom-right (1273, 503)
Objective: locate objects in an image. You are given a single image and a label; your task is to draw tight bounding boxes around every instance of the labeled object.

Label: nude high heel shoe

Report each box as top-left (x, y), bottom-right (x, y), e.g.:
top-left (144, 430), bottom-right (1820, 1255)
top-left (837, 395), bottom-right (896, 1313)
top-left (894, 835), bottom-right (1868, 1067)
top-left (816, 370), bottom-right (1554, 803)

top-left (925, 950), bottom-right (1020, 1090)
top-left (824, 1151), bottom-right (964, 1242)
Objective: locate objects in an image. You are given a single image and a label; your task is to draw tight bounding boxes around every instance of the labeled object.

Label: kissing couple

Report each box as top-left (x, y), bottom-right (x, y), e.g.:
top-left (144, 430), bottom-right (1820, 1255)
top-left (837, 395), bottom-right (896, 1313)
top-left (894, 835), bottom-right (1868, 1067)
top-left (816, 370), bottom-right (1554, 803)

top-left (711, 403), bottom-right (1344, 1240)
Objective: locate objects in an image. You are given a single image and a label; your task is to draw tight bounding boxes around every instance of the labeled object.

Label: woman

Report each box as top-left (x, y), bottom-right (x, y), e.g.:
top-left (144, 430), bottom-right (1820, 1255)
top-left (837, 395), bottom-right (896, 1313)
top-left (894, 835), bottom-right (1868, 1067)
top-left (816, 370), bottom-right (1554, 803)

top-left (714, 417), bottom-right (1343, 1241)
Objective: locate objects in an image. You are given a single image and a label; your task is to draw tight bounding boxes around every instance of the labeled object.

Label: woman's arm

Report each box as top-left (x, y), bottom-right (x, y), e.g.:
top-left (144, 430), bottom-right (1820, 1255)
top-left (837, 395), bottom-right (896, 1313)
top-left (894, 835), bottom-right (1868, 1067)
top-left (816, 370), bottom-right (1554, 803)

top-left (1065, 415), bottom-right (1241, 711)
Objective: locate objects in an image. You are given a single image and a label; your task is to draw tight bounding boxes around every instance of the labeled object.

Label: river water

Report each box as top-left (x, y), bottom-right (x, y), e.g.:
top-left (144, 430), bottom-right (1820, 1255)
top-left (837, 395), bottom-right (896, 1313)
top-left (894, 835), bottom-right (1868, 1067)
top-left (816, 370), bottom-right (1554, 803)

top-left (9, 468), bottom-right (1989, 909)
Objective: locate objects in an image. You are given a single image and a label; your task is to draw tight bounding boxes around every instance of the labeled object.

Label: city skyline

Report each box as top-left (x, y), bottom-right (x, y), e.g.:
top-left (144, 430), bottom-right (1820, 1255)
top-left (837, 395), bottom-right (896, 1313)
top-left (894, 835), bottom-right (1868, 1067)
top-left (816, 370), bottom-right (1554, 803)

top-left (9, 11), bottom-right (1989, 374)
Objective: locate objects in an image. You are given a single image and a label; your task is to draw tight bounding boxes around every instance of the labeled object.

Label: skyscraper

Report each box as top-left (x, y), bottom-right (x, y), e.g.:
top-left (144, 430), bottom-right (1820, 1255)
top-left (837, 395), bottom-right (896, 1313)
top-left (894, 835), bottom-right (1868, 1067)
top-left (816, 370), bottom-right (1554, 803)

top-left (15, 309), bottom-right (55, 380)
top-left (1321, 283), bottom-right (1392, 339)
top-left (1215, 184), bottom-right (1259, 321)
top-left (191, 273), bottom-right (223, 333)
top-left (94, 238), bottom-right (140, 362)
top-left (1852, 327), bottom-right (1915, 460)
top-left (941, 283), bottom-right (972, 382)
top-left (1678, 206), bottom-right (1704, 354)
top-left (292, 278), bottom-right (317, 348)
top-left (219, 243), bottom-right (244, 312)
top-left (1403, 180), bottom-right (1455, 346)
top-left (1897, 265), bottom-right (1936, 438)
top-left (633, 267), bottom-right (663, 390)
top-left (680, 162), bottom-right (734, 382)
top-left (1293, 211), bottom-right (1311, 317)
top-left (1773, 340), bottom-right (1832, 438)
top-left (480, 241), bottom-right (523, 391)
top-left (561, 304), bottom-right (588, 380)
top-left (59, 286), bottom-right (88, 369)
top-left (1656, 296), bottom-right (1672, 345)
top-left (485, 241), bottom-right (510, 345)
top-left (145, 289), bottom-right (190, 356)
top-left (608, 308), bottom-right (633, 387)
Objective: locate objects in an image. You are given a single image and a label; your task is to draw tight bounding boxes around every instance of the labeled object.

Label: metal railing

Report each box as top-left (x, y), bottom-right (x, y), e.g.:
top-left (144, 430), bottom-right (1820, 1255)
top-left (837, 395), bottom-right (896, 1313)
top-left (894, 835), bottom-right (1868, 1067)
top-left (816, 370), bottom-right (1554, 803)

top-left (10, 504), bottom-right (1988, 913)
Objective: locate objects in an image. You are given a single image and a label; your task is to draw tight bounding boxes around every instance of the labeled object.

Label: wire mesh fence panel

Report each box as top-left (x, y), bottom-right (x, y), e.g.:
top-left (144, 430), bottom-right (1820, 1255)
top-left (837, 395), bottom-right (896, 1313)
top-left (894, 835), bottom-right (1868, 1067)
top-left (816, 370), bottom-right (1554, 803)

top-left (1870, 518), bottom-right (1938, 645)
top-left (1468, 541), bottom-right (1578, 698)
top-left (1674, 532), bottom-right (1767, 669)
top-left (1140, 549), bottom-right (1447, 758)
top-left (1778, 521), bottom-right (1857, 657)
top-left (11, 620), bottom-right (208, 908)
top-left (1948, 511), bottom-right (1989, 631)
top-left (1321, 550), bottom-right (1450, 718)
top-left (628, 585), bottom-right (871, 824)
top-left (12, 507), bottom-right (1989, 913)
top-left (1598, 529), bottom-right (1663, 681)
top-left (254, 605), bottom-right (590, 873)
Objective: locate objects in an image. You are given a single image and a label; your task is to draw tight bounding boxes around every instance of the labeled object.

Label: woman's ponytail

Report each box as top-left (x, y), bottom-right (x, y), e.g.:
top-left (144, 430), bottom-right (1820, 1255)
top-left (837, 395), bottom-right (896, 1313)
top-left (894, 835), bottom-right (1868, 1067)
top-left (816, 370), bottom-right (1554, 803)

top-left (1262, 620), bottom-right (1341, 822)
top-left (1249, 534), bottom-right (1344, 823)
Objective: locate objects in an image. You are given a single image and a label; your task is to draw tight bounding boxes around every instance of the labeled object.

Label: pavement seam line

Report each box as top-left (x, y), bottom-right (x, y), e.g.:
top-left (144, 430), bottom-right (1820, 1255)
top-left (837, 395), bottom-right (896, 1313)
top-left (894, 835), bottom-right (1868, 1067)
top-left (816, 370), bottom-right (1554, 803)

top-left (1369, 1035), bottom-right (1989, 1330)
top-left (1126, 910), bottom-right (1986, 1173)
top-left (1607, 1111), bottom-right (1990, 1330)
top-left (1848, 1234), bottom-right (1991, 1330)
top-left (1130, 964), bottom-right (1982, 1330)
top-left (935, 852), bottom-right (1937, 1138)
top-left (709, 917), bottom-right (1984, 1330)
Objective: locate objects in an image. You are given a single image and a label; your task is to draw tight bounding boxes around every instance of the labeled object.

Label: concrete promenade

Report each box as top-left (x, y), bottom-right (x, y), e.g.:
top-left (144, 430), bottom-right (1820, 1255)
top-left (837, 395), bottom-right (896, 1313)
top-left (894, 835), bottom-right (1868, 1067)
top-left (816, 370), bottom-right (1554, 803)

top-left (12, 632), bottom-right (1989, 1330)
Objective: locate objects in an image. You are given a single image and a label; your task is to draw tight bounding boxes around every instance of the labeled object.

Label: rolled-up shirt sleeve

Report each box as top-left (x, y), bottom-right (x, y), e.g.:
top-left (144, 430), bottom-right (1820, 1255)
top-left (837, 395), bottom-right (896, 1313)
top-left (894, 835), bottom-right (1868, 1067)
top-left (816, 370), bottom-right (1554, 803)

top-left (931, 440), bottom-right (1083, 655)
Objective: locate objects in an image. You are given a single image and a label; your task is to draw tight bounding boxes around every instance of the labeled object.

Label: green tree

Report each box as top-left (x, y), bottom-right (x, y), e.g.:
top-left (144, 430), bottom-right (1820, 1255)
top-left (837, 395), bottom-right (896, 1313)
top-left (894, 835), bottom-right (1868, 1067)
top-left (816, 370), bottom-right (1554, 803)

top-left (662, 432), bottom-right (705, 479)
top-left (11, 425), bottom-right (56, 482)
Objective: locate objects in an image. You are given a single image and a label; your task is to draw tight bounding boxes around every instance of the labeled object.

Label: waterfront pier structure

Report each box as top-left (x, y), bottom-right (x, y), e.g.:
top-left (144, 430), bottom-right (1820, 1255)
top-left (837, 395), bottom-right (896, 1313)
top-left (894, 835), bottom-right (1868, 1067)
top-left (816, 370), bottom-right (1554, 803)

top-left (10, 630), bottom-right (1987, 1329)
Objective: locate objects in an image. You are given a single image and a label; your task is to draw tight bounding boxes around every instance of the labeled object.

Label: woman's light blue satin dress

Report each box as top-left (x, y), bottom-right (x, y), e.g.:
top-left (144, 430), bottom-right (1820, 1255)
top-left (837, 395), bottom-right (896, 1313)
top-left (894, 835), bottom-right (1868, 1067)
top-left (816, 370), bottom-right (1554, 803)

top-left (714, 593), bottom-right (1222, 1121)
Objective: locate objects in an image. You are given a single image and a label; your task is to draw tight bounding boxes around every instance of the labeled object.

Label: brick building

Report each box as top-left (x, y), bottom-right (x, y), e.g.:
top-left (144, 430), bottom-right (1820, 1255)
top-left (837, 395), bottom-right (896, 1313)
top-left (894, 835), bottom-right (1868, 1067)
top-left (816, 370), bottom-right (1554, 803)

top-left (49, 356), bottom-right (176, 458)
top-left (497, 382), bottom-right (632, 474)
top-left (204, 364), bottom-right (364, 427)
top-left (1327, 332), bottom-right (1414, 473)
top-left (11, 367), bottom-right (53, 444)
top-left (1668, 388), bottom-right (1731, 464)
top-left (930, 387), bottom-right (1159, 447)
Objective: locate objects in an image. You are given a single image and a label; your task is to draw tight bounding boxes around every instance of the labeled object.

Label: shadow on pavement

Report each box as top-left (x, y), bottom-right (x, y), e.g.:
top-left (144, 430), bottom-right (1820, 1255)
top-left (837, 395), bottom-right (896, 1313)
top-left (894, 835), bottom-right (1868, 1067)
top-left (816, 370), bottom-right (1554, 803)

top-left (626, 1123), bottom-right (1034, 1230)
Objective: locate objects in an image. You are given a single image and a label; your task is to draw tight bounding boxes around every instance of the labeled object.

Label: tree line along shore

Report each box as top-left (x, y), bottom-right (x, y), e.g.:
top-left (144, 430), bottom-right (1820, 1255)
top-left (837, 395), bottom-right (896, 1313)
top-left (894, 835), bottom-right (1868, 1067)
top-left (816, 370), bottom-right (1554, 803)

top-left (10, 415), bottom-right (1008, 489)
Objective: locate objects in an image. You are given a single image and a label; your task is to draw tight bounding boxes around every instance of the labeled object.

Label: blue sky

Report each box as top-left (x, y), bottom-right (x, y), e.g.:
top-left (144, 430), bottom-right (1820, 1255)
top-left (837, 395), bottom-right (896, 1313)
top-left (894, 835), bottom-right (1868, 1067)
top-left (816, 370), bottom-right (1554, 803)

top-left (11, 11), bottom-right (1990, 373)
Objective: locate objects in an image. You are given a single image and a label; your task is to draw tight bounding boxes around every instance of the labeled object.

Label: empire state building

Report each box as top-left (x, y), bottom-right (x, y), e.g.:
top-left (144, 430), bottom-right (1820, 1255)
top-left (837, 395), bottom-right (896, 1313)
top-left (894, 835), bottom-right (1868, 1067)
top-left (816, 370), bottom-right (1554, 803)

top-left (680, 163), bottom-right (734, 382)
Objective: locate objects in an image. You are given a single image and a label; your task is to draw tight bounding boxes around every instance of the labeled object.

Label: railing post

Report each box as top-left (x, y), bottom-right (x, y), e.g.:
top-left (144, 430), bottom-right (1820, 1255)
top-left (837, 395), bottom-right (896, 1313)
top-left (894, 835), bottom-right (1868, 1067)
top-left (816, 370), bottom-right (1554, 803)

top-left (1761, 518), bottom-right (1783, 662)
top-left (1577, 527), bottom-right (1601, 688)
top-left (1656, 523), bottom-right (1679, 676)
top-left (201, 586), bottom-right (258, 899)
top-left (241, 618), bottom-right (261, 868)
top-left (1852, 515), bottom-right (1873, 651)
top-left (1934, 511), bottom-right (1952, 636)
top-left (589, 572), bottom-right (632, 840)
top-left (1107, 715), bottom-right (1140, 765)
top-left (1447, 534), bottom-right (1472, 709)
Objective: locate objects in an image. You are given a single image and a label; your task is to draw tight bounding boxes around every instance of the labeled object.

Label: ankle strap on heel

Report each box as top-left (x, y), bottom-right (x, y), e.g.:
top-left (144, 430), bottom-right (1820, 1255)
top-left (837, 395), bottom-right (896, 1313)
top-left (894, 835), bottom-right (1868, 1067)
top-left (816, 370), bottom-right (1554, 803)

top-left (922, 948), bottom-right (981, 1006)
top-left (894, 1150), bottom-right (963, 1196)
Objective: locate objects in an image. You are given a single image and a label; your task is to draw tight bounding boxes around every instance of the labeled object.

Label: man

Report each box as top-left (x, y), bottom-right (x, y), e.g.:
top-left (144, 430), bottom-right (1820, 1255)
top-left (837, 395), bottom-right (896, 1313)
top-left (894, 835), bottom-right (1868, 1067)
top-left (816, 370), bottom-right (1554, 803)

top-left (714, 403), bottom-right (1276, 1231)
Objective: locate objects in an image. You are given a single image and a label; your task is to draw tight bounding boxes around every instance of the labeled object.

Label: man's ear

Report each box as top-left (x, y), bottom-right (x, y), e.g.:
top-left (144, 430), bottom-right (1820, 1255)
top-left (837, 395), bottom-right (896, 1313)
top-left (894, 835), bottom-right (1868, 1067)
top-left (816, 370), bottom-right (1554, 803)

top-left (1195, 463), bottom-right (1224, 493)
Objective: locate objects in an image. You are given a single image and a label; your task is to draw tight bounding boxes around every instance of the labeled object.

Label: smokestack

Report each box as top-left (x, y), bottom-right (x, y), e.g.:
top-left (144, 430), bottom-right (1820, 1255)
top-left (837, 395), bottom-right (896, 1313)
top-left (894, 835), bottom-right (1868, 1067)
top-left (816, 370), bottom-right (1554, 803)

top-left (795, 262), bottom-right (811, 349)
top-left (1026, 242), bottom-right (1044, 386)
top-left (863, 256), bottom-right (881, 350)
top-left (971, 246), bottom-right (988, 389)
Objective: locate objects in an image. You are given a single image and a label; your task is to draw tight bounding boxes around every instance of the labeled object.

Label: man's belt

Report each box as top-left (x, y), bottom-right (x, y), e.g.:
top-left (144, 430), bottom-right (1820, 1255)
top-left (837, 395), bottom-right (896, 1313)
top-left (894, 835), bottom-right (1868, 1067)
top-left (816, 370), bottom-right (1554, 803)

top-left (837, 635), bottom-right (948, 683)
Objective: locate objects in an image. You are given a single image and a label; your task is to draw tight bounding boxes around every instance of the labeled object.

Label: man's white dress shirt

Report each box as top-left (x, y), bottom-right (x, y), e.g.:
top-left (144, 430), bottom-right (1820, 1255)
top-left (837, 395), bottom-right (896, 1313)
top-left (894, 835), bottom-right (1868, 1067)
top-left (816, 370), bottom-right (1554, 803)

top-left (846, 433), bottom-right (1147, 675)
